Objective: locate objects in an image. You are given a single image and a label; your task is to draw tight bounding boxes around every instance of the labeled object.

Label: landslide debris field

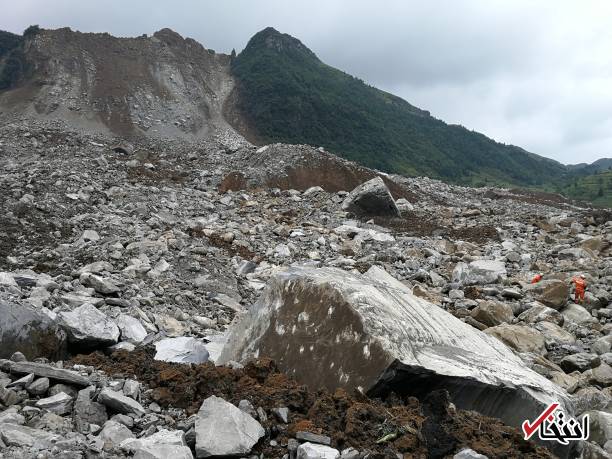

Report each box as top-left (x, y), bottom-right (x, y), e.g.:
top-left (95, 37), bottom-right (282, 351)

top-left (72, 348), bottom-right (554, 459)
top-left (1, 117), bottom-right (612, 459)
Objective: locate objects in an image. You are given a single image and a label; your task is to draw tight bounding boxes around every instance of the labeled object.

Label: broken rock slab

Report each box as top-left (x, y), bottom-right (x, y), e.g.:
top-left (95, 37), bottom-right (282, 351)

top-left (35, 392), bottom-right (73, 415)
top-left (0, 299), bottom-right (67, 360)
top-left (0, 423), bottom-right (59, 449)
top-left (154, 337), bottom-right (209, 364)
top-left (0, 360), bottom-right (91, 386)
top-left (219, 265), bottom-right (571, 453)
top-left (195, 395), bottom-right (264, 458)
top-left (98, 388), bottom-right (146, 417)
top-left (341, 177), bottom-right (400, 218)
top-left (59, 302), bottom-right (120, 348)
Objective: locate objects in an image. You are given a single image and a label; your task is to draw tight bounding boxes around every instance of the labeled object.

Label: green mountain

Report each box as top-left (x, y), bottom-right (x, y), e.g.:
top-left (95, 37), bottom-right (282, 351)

top-left (555, 170), bottom-right (612, 208)
top-left (229, 27), bottom-right (570, 188)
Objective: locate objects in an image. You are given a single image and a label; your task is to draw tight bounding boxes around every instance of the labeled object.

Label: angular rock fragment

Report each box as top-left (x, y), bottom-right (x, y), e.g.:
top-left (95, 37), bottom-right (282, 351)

top-left (98, 420), bottom-right (135, 449)
top-left (0, 360), bottom-right (90, 386)
top-left (116, 314), bottom-right (148, 343)
top-left (0, 299), bottom-right (67, 360)
top-left (98, 388), bottom-right (146, 417)
top-left (195, 395), bottom-right (264, 458)
top-left (154, 337), bottom-right (209, 364)
top-left (35, 392), bottom-right (73, 415)
top-left (452, 260), bottom-right (507, 286)
top-left (0, 423), bottom-right (59, 448)
top-left (220, 266), bottom-right (570, 439)
top-left (297, 442), bottom-right (340, 459)
top-left (59, 303), bottom-right (120, 348)
top-left (523, 280), bottom-right (569, 310)
top-left (341, 177), bottom-right (400, 217)
top-left (484, 323), bottom-right (547, 354)
top-left (74, 386), bottom-right (108, 433)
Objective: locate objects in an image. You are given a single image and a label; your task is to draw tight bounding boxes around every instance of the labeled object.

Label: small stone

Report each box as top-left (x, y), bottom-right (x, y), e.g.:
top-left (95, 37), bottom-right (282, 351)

top-left (296, 431), bottom-right (332, 446)
top-left (297, 442), bottom-right (340, 459)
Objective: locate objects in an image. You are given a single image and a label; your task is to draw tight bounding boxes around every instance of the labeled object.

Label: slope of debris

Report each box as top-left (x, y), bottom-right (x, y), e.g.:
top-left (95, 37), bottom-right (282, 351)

top-left (0, 27), bottom-right (238, 139)
top-left (0, 116), bottom-right (611, 458)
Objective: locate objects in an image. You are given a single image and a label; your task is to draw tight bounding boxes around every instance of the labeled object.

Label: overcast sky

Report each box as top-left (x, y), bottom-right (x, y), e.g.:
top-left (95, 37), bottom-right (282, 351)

top-left (4, 0), bottom-right (612, 165)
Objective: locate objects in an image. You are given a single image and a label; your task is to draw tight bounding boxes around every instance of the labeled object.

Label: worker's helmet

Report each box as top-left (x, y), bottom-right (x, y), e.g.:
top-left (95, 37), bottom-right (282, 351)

top-left (580, 274), bottom-right (586, 279)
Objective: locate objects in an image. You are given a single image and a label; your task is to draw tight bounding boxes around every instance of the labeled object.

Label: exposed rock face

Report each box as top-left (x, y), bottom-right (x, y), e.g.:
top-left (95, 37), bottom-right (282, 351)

top-left (195, 395), bottom-right (264, 458)
top-left (219, 265), bottom-right (569, 434)
top-left (0, 299), bottom-right (67, 360)
top-left (341, 177), bottom-right (400, 217)
top-left (0, 27), bottom-right (239, 140)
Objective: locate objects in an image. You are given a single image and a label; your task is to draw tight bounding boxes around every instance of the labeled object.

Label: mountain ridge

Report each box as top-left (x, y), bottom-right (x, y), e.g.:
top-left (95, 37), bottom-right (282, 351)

top-left (0, 25), bottom-right (610, 206)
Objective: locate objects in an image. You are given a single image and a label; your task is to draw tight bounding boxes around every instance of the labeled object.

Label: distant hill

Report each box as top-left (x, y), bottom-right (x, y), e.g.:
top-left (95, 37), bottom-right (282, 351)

top-left (558, 170), bottom-right (612, 208)
top-left (228, 27), bottom-right (571, 188)
top-left (567, 158), bottom-right (612, 174)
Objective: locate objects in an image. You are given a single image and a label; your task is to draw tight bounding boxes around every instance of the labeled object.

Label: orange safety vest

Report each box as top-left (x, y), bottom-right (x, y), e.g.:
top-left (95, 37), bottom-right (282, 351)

top-left (572, 277), bottom-right (586, 292)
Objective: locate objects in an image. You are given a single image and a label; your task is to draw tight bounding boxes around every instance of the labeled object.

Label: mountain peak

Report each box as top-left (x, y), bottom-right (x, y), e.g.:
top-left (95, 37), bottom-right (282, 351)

top-left (244, 27), bottom-right (317, 60)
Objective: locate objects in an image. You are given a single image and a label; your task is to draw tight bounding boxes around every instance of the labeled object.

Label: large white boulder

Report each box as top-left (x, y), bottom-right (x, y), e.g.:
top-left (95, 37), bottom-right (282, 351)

top-left (220, 266), bottom-right (569, 437)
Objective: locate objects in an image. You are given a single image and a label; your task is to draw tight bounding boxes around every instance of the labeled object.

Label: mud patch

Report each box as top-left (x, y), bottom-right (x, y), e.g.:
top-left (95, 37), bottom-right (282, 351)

top-left (71, 349), bottom-right (553, 458)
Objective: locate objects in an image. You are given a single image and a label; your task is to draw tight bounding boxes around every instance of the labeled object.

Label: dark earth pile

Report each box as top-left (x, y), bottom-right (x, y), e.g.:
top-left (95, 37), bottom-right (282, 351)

top-left (72, 349), bottom-right (553, 459)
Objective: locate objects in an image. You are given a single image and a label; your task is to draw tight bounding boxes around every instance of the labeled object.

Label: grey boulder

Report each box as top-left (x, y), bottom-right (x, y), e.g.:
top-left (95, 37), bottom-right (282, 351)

top-left (35, 391), bottom-right (73, 415)
top-left (195, 395), bottom-right (264, 458)
top-left (341, 177), bottom-right (400, 218)
top-left (523, 280), bottom-right (569, 310)
top-left (0, 299), bottom-right (67, 360)
top-left (59, 303), bottom-right (120, 347)
top-left (154, 337), bottom-right (209, 364)
top-left (98, 387), bottom-right (146, 417)
top-left (452, 260), bottom-right (507, 286)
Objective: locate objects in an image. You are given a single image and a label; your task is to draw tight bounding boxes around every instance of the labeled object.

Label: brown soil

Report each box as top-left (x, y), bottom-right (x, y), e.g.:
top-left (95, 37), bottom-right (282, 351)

top-left (71, 349), bottom-right (554, 459)
top-left (485, 188), bottom-right (574, 210)
top-left (373, 214), bottom-right (500, 244)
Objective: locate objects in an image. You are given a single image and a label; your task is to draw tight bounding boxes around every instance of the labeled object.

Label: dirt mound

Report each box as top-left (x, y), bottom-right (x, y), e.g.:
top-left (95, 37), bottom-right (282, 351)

top-left (219, 144), bottom-right (418, 202)
top-left (72, 349), bottom-right (553, 458)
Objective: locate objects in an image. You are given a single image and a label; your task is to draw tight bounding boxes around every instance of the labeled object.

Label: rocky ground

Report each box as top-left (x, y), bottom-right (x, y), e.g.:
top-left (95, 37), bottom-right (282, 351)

top-left (1, 116), bottom-right (612, 458)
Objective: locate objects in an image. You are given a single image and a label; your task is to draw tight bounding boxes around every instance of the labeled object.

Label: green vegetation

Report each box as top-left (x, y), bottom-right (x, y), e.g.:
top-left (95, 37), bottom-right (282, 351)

top-left (555, 169), bottom-right (612, 208)
top-left (231, 28), bottom-right (571, 188)
top-left (0, 29), bottom-right (23, 90)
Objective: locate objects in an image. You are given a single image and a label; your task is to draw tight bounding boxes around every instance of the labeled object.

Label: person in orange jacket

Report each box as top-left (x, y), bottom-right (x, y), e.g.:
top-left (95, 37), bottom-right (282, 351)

top-left (531, 273), bottom-right (543, 284)
top-left (571, 274), bottom-right (587, 304)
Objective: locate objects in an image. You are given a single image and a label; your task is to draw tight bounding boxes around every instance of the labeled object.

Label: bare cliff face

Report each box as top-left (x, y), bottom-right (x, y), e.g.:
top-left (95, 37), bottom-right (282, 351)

top-left (0, 27), bottom-right (238, 139)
